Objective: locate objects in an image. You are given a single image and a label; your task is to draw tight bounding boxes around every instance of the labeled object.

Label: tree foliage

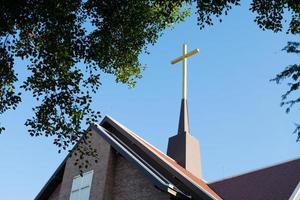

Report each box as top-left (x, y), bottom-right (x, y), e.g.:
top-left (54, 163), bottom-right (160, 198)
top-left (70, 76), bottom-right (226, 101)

top-left (272, 41), bottom-right (300, 140)
top-left (248, 1), bottom-right (300, 140)
top-left (196, 0), bottom-right (300, 140)
top-left (1, 0), bottom-right (300, 161)
top-left (0, 0), bottom-right (189, 155)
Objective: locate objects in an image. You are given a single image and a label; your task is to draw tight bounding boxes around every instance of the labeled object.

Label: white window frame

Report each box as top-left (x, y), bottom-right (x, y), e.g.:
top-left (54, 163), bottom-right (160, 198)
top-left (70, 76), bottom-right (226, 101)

top-left (69, 170), bottom-right (94, 200)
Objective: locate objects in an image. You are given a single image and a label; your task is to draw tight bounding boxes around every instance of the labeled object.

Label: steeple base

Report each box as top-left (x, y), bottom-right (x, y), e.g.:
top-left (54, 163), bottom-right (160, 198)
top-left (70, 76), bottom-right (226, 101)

top-left (167, 132), bottom-right (202, 178)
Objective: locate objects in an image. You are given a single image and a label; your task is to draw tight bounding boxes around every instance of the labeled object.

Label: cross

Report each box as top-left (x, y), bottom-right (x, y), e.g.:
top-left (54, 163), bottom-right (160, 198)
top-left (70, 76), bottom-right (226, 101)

top-left (171, 44), bottom-right (200, 100)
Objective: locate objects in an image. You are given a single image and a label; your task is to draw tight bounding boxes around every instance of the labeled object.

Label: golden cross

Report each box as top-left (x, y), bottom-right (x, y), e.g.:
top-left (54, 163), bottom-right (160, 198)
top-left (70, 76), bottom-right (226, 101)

top-left (171, 44), bottom-right (200, 100)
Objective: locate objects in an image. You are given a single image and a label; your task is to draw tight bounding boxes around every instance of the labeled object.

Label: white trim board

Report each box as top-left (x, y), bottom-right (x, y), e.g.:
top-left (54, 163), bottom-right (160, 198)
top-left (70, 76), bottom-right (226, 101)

top-left (289, 182), bottom-right (300, 200)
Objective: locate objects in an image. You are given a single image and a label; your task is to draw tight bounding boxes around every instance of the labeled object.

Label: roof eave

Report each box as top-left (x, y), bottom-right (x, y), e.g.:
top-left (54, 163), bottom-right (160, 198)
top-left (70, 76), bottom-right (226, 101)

top-left (91, 123), bottom-right (191, 199)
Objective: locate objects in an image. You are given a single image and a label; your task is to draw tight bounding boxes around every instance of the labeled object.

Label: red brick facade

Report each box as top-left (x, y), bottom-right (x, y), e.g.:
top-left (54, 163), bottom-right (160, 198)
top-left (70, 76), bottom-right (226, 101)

top-left (47, 130), bottom-right (170, 200)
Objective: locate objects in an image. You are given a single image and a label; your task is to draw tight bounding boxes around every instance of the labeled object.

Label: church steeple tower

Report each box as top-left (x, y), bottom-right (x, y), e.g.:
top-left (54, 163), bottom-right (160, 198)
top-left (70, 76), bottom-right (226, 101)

top-left (178, 98), bottom-right (190, 134)
top-left (167, 44), bottom-right (202, 178)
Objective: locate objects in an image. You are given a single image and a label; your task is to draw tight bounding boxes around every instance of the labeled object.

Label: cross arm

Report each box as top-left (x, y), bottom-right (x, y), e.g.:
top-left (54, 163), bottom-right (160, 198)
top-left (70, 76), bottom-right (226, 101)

top-left (171, 49), bottom-right (200, 65)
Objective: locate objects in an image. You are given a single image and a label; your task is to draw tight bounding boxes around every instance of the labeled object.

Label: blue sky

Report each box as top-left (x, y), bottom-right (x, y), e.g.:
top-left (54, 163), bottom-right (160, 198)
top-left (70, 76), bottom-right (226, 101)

top-left (1, 2), bottom-right (300, 200)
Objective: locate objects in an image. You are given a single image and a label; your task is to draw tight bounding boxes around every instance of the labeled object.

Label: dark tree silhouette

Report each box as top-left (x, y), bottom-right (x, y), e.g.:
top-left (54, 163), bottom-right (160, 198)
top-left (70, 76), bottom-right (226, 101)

top-left (0, 0), bottom-right (299, 161)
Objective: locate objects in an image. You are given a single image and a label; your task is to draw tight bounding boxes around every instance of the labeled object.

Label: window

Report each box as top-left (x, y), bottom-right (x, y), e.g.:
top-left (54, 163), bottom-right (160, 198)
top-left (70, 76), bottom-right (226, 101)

top-left (70, 170), bottom-right (94, 200)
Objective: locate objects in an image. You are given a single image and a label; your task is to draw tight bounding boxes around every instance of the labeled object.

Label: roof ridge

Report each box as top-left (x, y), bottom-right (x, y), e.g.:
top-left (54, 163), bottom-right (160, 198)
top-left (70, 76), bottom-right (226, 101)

top-left (209, 156), bottom-right (300, 184)
top-left (104, 116), bottom-right (203, 179)
top-left (102, 115), bottom-right (221, 200)
top-left (105, 116), bottom-right (173, 161)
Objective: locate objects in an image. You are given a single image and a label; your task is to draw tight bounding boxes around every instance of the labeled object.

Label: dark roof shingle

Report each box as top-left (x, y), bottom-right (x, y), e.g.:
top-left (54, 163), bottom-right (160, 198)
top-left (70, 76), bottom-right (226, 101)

top-left (209, 158), bottom-right (300, 200)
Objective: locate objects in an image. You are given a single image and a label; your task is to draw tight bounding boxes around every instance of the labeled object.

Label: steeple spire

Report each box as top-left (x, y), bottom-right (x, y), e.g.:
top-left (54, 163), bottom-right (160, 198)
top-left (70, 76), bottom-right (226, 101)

top-left (167, 44), bottom-right (202, 178)
top-left (170, 44), bottom-right (199, 135)
top-left (178, 99), bottom-right (190, 134)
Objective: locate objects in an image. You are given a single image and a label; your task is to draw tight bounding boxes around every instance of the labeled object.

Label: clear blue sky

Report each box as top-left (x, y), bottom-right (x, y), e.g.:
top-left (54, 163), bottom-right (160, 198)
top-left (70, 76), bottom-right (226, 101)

top-left (1, 2), bottom-right (299, 200)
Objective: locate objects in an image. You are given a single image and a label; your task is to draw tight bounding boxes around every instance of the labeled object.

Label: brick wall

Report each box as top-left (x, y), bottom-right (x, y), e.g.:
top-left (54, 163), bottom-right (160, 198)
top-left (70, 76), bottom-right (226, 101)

top-left (48, 183), bottom-right (61, 200)
top-left (58, 130), bottom-right (113, 200)
top-left (112, 155), bottom-right (170, 200)
top-left (47, 129), bottom-right (170, 200)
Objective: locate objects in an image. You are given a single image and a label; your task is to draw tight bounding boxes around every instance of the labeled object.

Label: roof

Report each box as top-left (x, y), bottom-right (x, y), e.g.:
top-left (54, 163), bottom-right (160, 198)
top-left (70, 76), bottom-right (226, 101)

top-left (35, 116), bottom-right (221, 200)
top-left (92, 121), bottom-right (190, 199)
top-left (209, 157), bottom-right (300, 200)
top-left (34, 160), bottom-right (66, 200)
top-left (98, 116), bottom-right (221, 200)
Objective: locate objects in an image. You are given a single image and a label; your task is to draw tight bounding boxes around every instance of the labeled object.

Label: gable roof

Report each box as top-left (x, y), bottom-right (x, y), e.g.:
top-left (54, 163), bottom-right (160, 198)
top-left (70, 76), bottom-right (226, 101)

top-left (209, 157), bottom-right (300, 200)
top-left (91, 121), bottom-right (190, 199)
top-left (98, 116), bottom-right (221, 200)
top-left (35, 116), bottom-right (221, 200)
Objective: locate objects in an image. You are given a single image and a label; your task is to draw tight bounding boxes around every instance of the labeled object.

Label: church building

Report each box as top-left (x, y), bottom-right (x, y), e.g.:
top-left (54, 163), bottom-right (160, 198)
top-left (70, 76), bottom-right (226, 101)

top-left (35, 45), bottom-right (300, 200)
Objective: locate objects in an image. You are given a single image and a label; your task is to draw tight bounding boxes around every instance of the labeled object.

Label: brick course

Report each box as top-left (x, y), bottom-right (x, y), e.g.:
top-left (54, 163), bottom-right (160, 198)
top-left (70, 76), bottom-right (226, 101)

top-left (58, 130), bottom-right (112, 200)
top-left (112, 155), bottom-right (170, 200)
top-left (49, 130), bottom-right (170, 200)
top-left (48, 183), bottom-right (61, 200)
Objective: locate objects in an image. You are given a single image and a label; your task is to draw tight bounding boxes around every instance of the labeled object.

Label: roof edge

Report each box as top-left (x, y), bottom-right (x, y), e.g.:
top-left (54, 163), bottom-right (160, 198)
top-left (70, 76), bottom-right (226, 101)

top-left (91, 123), bottom-right (191, 199)
top-left (34, 158), bottom-right (66, 200)
top-left (100, 115), bottom-right (221, 200)
top-left (34, 125), bottom-right (93, 200)
top-left (209, 156), bottom-right (300, 185)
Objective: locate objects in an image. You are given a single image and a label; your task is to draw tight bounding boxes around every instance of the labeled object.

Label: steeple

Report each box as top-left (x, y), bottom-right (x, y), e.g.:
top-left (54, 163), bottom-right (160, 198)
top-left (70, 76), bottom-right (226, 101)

top-left (167, 44), bottom-right (202, 178)
top-left (178, 98), bottom-right (190, 134)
